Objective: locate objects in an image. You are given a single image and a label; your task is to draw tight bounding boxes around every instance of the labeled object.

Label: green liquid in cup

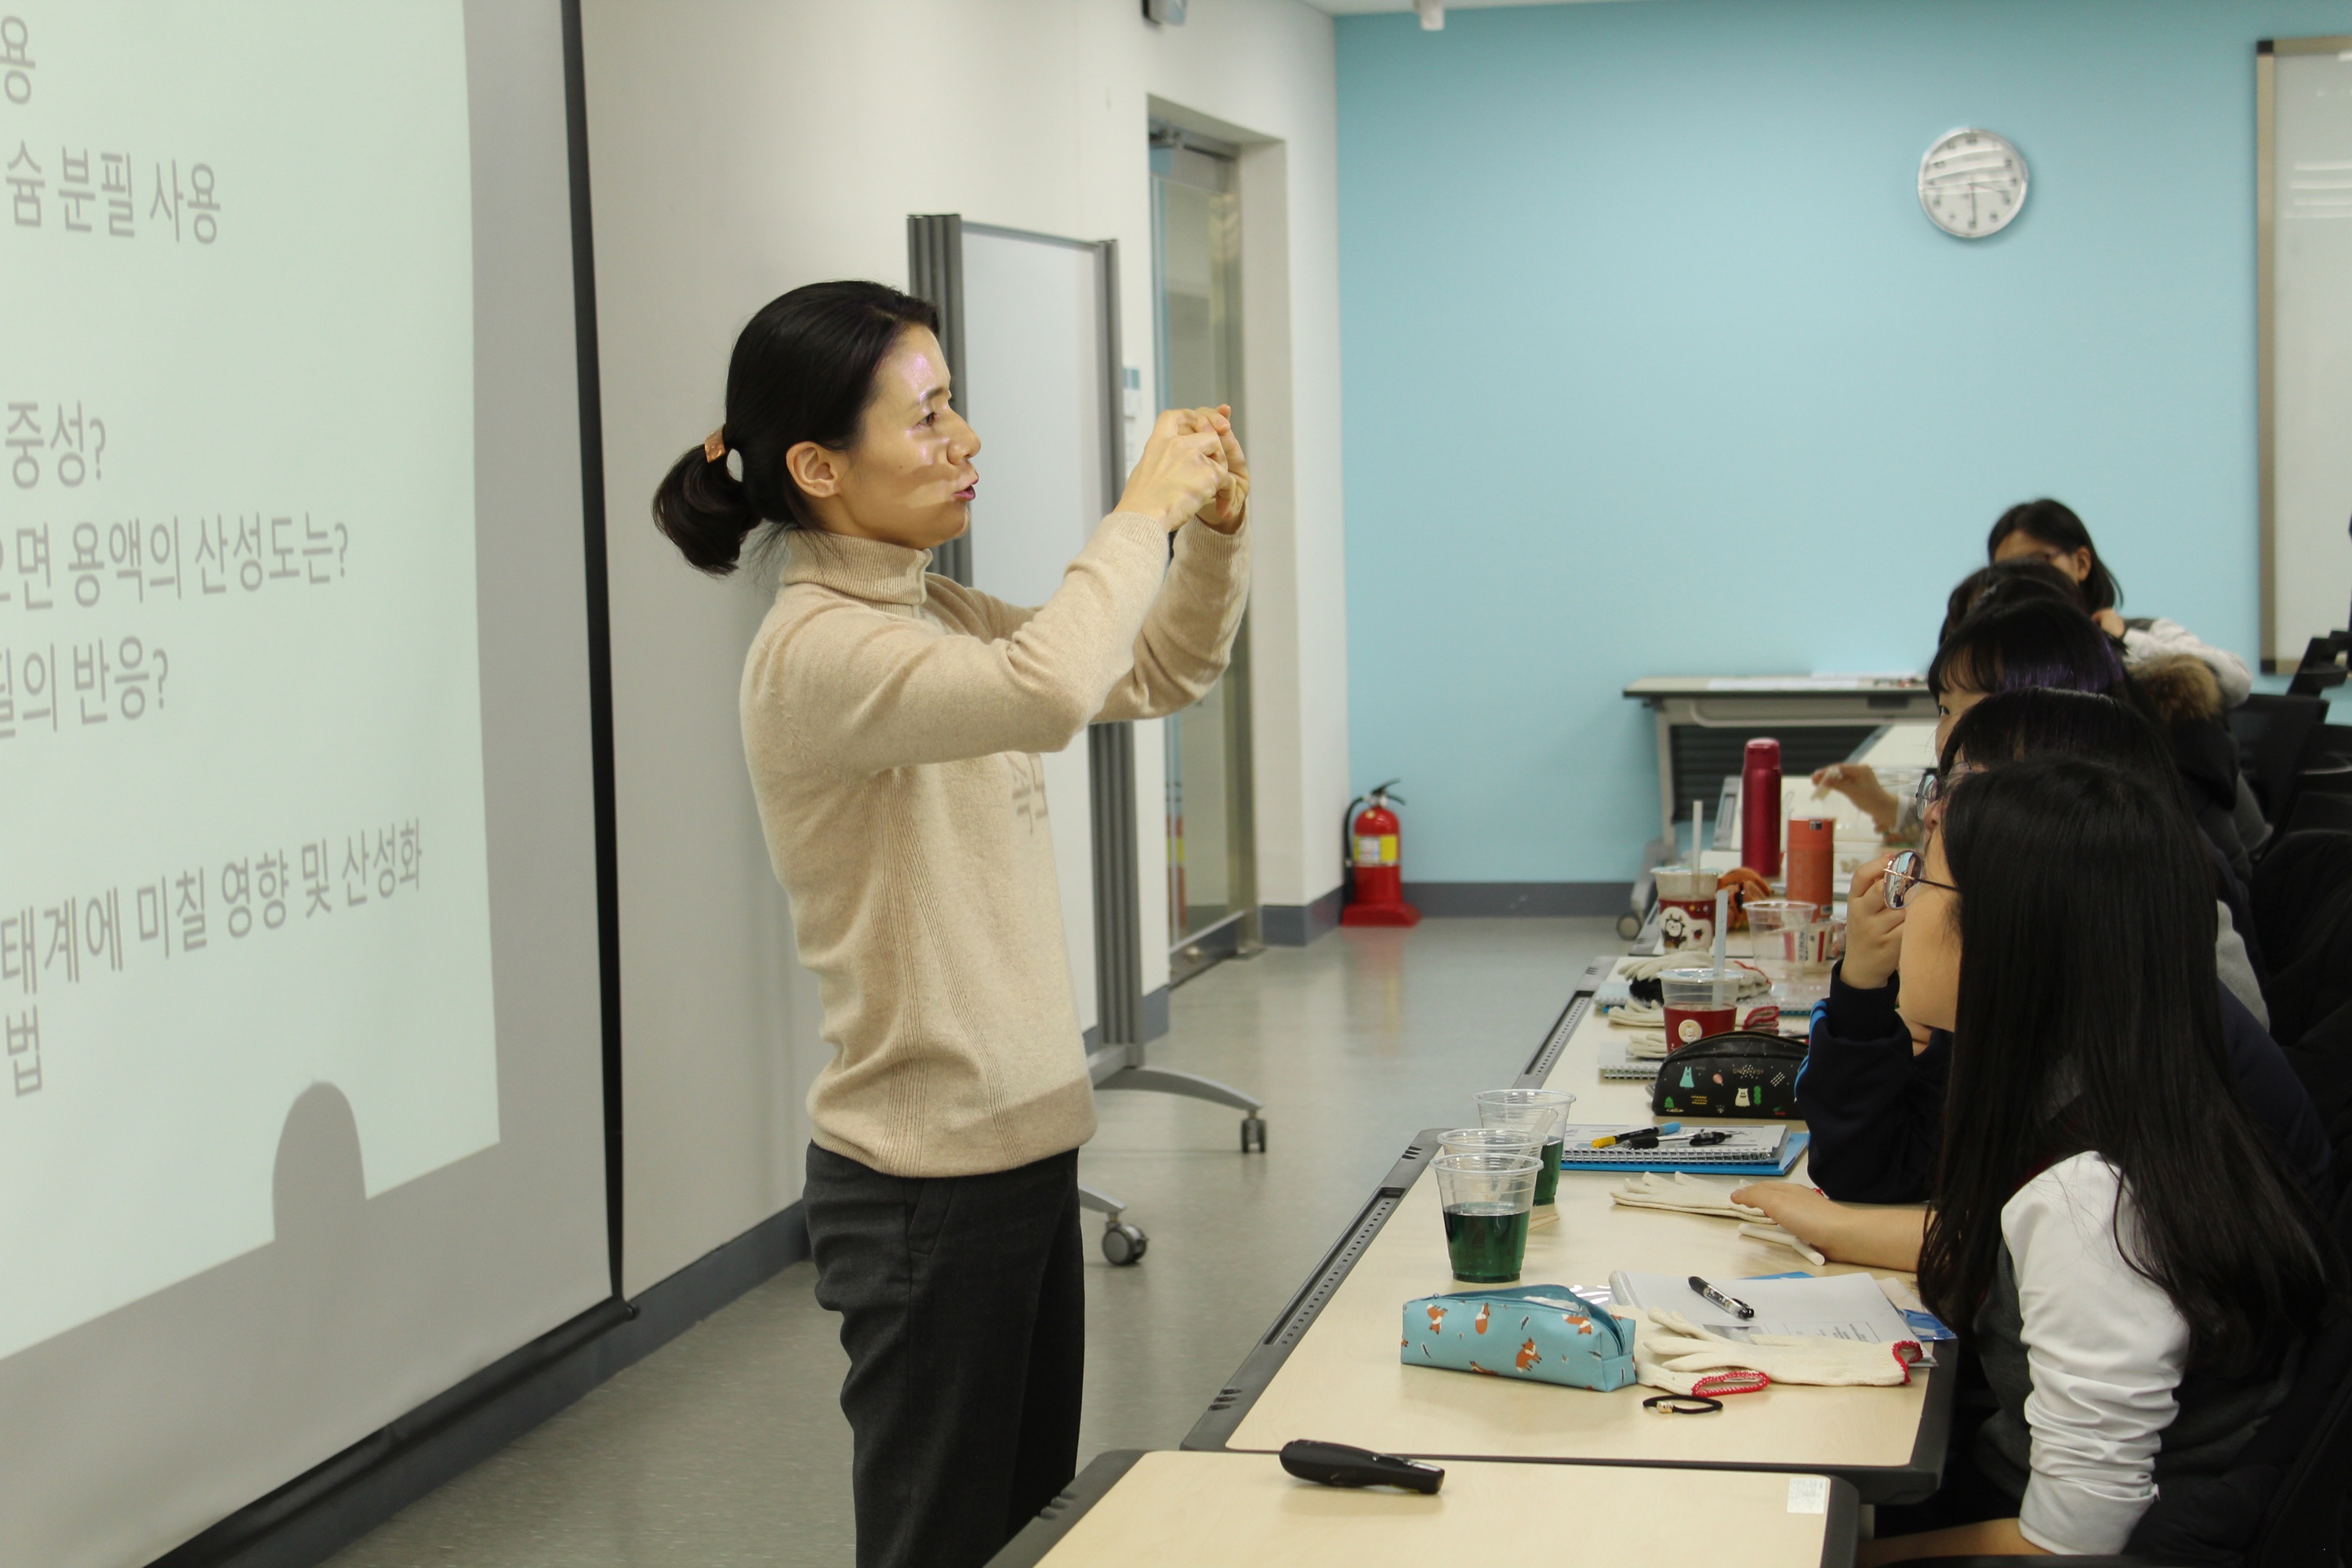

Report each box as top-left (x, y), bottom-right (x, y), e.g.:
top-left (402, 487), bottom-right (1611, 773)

top-left (1535, 1138), bottom-right (1563, 1205)
top-left (1443, 1203), bottom-right (1531, 1283)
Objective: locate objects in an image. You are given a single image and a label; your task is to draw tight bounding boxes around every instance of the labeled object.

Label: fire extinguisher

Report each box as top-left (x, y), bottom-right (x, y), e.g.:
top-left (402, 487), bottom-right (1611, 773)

top-left (1341, 779), bottom-right (1422, 927)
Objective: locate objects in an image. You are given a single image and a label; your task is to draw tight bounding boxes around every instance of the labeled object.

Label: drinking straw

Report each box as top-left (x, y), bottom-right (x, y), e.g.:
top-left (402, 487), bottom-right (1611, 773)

top-left (1711, 887), bottom-right (1730, 980)
top-left (1691, 798), bottom-right (1704, 863)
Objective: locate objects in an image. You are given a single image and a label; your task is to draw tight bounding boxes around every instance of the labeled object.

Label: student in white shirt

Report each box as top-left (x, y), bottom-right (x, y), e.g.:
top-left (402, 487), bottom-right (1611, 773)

top-left (1989, 499), bottom-right (2252, 706)
top-left (1740, 757), bottom-right (2336, 1559)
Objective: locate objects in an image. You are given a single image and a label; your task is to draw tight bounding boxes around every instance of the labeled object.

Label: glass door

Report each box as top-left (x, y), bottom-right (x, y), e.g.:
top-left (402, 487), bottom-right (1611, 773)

top-left (1150, 124), bottom-right (1256, 984)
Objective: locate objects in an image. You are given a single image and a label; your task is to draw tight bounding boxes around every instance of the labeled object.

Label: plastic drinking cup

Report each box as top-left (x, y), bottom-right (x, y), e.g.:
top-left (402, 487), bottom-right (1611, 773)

top-left (1743, 899), bottom-right (1820, 988)
top-left (1659, 967), bottom-right (1743, 1050)
top-left (1653, 865), bottom-right (1719, 951)
top-left (1433, 1152), bottom-right (1541, 1283)
top-left (1439, 1127), bottom-right (1539, 1161)
top-left (1474, 1088), bottom-right (1575, 1206)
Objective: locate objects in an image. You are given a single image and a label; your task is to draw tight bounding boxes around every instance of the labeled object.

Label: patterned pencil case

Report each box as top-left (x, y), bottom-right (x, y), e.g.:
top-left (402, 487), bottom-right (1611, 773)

top-left (1401, 1284), bottom-right (1639, 1391)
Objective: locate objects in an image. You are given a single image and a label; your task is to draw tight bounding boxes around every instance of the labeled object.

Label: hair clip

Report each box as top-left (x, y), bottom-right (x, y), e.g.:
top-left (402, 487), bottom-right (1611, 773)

top-left (703, 428), bottom-right (727, 463)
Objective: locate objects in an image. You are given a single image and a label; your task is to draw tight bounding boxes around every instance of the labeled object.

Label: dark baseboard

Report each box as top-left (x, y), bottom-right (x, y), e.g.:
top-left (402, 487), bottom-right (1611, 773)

top-left (1140, 984), bottom-right (1170, 1040)
top-left (161, 1200), bottom-right (812, 1568)
top-left (1400, 881), bottom-right (1634, 918)
top-left (1260, 885), bottom-right (1343, 946)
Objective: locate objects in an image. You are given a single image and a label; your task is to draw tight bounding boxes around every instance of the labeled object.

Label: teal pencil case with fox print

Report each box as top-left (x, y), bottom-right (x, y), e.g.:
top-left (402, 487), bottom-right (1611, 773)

top-left (1401, 1284), bottom-right (1638, 1390)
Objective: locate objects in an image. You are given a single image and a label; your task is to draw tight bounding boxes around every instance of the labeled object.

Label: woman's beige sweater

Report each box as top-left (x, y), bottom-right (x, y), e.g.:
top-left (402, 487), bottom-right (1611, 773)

top-left (741, 512), bottom-right (1250, 1178)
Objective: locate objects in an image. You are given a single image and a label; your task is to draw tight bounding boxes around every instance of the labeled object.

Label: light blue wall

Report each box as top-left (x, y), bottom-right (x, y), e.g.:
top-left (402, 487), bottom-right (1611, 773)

top-left (1338, 0), bottom-right (2352, 883)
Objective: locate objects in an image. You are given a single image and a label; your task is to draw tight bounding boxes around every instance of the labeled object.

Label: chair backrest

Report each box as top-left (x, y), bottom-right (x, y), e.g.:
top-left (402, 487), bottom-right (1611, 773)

top-left (2247, 1310), bottom-right (2352, 1567)
top-left (2235, 695), bottom-right (2328, 825)
top-left (2252, 831), bottom-right (2352, 1051)
top-left (2287, 790), bottom-right (2352, 838)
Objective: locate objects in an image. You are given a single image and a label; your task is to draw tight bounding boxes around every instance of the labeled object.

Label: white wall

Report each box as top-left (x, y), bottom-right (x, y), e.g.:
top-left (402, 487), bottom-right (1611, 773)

top-left (579, 0), bottom-right (1348, 1296)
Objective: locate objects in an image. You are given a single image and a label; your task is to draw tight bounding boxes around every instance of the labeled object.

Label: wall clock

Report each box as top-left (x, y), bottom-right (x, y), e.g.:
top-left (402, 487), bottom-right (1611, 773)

top-left (1918, 128), bottom-right (2028, 238)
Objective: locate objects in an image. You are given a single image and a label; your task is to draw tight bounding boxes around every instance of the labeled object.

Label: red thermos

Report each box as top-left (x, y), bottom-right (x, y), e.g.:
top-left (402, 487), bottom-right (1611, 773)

top-left (1740, 738), bottom-right (1782, 878)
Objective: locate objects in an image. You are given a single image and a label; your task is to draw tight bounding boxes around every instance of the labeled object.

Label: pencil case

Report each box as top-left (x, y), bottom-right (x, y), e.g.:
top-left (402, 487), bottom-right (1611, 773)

top-left (1650, 1032), bottom-right (1805, 1119)
top-left (1401, 1285), bottom-right (1638, 1391)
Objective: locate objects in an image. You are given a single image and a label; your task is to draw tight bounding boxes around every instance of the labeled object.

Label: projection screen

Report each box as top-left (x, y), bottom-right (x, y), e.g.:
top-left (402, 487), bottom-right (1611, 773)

top-left (0, 2), bottom-right (613, 1563)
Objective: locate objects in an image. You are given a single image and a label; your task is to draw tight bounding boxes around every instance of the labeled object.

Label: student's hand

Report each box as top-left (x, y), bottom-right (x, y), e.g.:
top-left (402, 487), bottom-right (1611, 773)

top-left (2093, 608), bottom-right (2127, 638)
top-left (1180, 405), bottom-right (1249, 534)
top-left (1809, 764), bottom-right (1901, 835)
top-left (1730, 1184), bottom-right (1928, 1272)
top-left (1120, 410), bottom-right (1228, 534)
top-left (1841, 857), bottom-right (1905, 991)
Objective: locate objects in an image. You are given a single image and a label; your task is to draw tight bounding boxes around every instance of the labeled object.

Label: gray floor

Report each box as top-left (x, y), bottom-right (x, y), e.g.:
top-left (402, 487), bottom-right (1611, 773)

top-left (325, 917), bottom-right (1617, 1567)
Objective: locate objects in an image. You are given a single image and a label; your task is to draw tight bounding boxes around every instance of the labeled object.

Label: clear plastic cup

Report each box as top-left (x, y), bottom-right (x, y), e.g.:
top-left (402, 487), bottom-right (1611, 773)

top-left (1438, 1126), bottom-right (1540, 1161)
top-left (1474, 1088), bottom-right (1576, 1206)
top-left (1744, 899), bottom-right (1821, 989)
top-left (1433, 1152), bottom-right (1541, 1283)
top-left (1659, 967), bottom-right (1744, 1049)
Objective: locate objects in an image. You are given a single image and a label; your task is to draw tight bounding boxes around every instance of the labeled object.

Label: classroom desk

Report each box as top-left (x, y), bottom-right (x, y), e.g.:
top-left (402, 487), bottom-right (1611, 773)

top-left (1185, 954), bottom-right (1951, 1504)
top-left (1624, 675), bottom-right (1937, 848)
top-left (989, 1450), bottom-right (1861, 1568)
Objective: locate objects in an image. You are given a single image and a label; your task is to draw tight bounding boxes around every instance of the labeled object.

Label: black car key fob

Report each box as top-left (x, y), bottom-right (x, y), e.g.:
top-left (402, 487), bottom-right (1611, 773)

top-left (1278, 1439), bottom-right (1444, 1494)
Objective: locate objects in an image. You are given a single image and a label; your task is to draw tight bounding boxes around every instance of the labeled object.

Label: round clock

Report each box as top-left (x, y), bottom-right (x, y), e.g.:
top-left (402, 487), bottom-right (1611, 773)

top-left (1918, 128), bottom-right (2028, 238)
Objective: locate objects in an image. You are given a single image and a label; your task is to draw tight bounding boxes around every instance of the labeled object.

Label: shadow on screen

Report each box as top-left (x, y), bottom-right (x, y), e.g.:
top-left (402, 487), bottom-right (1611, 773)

top-left (0, 1080), bottom-right (535, 1563)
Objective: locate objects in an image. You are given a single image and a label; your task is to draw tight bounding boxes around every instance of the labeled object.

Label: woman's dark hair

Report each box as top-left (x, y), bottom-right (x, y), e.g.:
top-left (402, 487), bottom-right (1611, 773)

top-left (1940, 688), bottom-right (2175, 787)
top-left (1926, 597), bottom-right (2128, 701)
top-left (1918, 757), bottom-right (2332, 1374)
top-left (1987, 498), bottom-right (2121, 612)
top-left (652, 281), bottom-right (941, 575)
top-left (1940, 558), bottom-right (2089, 642)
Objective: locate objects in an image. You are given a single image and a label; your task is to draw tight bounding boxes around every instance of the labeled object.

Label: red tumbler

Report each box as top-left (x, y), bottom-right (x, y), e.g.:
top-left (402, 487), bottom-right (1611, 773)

top-left (1740, 739), bottom-right (1782, 879)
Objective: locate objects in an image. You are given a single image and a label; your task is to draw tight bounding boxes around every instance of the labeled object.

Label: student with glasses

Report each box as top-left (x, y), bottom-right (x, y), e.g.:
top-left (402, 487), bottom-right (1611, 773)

top-left (1788, 691), bottom-right (2330, 1210)
top-left (1812, 595), bottom-right (2132, 840)
top-left (1748, 759), bottom-right (2336, 1562)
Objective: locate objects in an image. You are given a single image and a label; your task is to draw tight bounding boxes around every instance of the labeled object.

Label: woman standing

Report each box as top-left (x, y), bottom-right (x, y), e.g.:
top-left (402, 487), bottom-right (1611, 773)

top-left (652, 281), bottom-right (1250, 1568)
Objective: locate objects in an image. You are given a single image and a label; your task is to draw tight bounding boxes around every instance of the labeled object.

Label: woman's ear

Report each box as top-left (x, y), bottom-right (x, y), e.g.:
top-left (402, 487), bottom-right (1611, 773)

top-left (2062, 547), bottom-right (2094, 585)
top-left (786, 440), bottom-right (846, 499)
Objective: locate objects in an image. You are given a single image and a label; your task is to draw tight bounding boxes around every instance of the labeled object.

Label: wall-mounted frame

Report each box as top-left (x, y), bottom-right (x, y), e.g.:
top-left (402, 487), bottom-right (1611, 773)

top-left (2257, 36), bottom-right (2352, 670)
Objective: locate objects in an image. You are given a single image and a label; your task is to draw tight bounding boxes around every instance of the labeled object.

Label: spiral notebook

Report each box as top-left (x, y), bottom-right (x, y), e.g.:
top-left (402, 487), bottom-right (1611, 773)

top-left (1556, 1123), bottom-right (1803, 1176)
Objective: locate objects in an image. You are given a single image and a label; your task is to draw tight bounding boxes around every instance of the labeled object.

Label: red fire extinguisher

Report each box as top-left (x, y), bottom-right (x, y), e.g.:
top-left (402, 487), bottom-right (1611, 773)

top-left (1341, 779), bottom-right (1422, 927)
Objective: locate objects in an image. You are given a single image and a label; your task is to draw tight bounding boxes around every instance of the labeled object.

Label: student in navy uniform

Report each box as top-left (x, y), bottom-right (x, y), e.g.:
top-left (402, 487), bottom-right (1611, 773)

top-left (1794, 690), bottom-right (2328, 1209)
top-left (1743, 759), bottom-right (2338, 1560)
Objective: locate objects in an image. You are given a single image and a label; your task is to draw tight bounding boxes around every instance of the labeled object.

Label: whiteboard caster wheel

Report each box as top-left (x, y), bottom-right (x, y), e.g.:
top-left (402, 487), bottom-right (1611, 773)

top-left (1241, 1115), bottom-right (1268, 1153)
top-left (1616, 913), bottom-right (1642, 940)
top-left (1102, 1221), bottom-right (1147, 1266)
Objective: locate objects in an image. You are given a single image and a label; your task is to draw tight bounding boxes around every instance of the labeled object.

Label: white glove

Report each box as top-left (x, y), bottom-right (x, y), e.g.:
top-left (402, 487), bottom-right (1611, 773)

top-left (1632, 1309), bottom-right (1921, 1395)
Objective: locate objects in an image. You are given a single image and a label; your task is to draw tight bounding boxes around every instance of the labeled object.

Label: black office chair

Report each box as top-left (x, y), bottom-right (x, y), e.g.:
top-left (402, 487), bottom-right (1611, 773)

top-left (2233, 695), bottom-right (2328, 828)
top-left (2253, 831), bottom-right (2352, 1052)
top-left (2287, 791), bottom-right (2352, 837)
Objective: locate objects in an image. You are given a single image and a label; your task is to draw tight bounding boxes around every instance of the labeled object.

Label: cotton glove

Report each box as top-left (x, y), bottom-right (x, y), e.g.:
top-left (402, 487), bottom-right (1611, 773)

top-left (1608, 1173), bottom-right (1764, 1221)
top-left (1635, 1309), bottom-right (1920, 1392)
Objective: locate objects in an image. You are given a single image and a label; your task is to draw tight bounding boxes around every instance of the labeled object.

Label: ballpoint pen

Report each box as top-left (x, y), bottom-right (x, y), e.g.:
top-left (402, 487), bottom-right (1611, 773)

top-left (1690, 1275), bottom-right (1756, 1319)
top-left (1588, 1122), bottom-right (1682, 1148)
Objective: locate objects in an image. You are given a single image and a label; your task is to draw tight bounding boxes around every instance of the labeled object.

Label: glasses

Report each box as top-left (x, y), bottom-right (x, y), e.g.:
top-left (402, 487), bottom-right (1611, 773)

top-left (1909, 762), bottom-right (1979, 834)
top-left (1883, 849), bottom-right (1959, 911)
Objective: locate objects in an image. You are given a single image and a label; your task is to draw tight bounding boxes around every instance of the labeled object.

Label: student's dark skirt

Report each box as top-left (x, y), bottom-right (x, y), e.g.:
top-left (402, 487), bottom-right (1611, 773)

top-left (803, 1142), bottom-right (1084, 1568)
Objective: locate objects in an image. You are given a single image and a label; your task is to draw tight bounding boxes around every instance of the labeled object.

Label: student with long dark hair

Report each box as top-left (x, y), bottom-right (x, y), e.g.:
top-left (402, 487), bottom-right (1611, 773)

top-left (652, 281), bottom-right (1250, 1568)
top-left (1990, 498), bottom-right (2252, 706)
top-left (1750, 760), bottom-right (2334, 1559)
top-left (1813, 597), bottom-right (2130, 837)
top-left (1788, 690), bottom-right (2328, 1208)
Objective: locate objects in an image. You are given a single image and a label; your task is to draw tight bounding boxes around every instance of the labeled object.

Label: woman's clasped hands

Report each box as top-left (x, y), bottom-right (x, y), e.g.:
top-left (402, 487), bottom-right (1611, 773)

top-left (1118, 405), bottom-right (1249, 535)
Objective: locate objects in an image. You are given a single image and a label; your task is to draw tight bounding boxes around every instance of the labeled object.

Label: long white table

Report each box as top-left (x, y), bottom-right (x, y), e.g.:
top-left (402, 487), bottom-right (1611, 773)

top-left (1182, 955), bottom-right (1951, 1504)
top-left (990, 1450), bottom-right (1862, 1567)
